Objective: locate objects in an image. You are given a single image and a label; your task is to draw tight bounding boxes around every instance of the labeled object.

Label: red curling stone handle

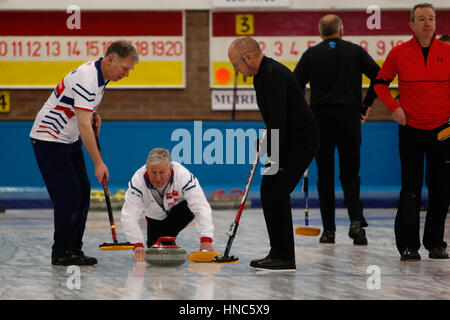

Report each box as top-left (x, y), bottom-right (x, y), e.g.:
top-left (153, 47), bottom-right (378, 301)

top-left (153, 236), bottom-right (179, 248)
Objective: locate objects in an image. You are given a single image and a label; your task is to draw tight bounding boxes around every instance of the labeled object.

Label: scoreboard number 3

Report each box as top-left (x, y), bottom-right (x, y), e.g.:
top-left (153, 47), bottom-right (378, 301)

top-left (0, 91), bottom-right (10, 113)
top-left (235, 14), bottom-right (254, 35)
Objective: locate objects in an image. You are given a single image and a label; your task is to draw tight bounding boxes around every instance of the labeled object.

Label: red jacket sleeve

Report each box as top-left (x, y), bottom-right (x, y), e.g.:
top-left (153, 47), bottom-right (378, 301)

top-left (374, 48), bottom-right (401, 113)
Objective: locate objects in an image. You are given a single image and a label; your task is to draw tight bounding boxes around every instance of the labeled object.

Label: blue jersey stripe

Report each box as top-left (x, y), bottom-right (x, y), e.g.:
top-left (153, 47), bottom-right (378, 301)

top-left (72, 88), bottom-right (95, 102)
top-left (76, 83), bottom-right (96, 96)
top-left (44, 115), bottom-right (64, 130)
top-left (41, 120), bottom-right (61, 133)
top-left (129, 180), bottom-right (143, 197)
top-left (60, 96), bottom-right (74, 107)
top-left (182, 174), bottom-right (197, 192)
top-left (49, 110), bottom-right (68, 124)
top-left (184, 183), bottom-right (197, 192)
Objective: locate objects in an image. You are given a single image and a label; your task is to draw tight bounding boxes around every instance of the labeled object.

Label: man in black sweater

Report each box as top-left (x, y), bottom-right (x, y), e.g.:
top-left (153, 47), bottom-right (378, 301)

top-left (293, 15), bottom-right (380, 245)
top-left (228, 36), bottom-right (320, 271)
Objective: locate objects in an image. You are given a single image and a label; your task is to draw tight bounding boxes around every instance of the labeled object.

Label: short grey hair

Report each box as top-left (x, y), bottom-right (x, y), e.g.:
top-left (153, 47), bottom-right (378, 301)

top-left (146, 148), bottom-right (172, 167)
top-left (105, 40), bottom-right (139, 63)
top-left (411, 3), bottom-right (435, 21)
top-left (319, 15), bottom-right (343, 37)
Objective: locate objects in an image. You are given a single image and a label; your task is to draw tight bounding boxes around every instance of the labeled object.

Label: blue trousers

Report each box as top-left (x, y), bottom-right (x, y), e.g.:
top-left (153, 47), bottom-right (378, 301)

top-left (31, 138), bottom-right (91, 254)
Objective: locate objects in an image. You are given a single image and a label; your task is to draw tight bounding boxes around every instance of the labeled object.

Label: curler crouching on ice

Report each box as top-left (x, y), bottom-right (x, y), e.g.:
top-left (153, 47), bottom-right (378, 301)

top-left (120, 148), bottom-right (215, 262)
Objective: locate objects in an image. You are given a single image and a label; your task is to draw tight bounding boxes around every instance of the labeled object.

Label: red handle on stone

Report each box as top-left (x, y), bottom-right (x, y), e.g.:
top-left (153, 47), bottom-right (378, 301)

top-left (153, 236), bottom-right (179, 248)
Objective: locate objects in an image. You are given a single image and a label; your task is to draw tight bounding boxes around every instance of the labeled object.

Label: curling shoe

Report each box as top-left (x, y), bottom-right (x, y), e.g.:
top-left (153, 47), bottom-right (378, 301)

top-left (319, 230), bottom-right (335, 244)
top-left (250, 255), bottom-right (296, 271)
top-left (348, 220), bottom-right (368, 245)
top-left (73, 249), bottom-right (98, 265)
top-left (400, 248), bottom-right (421, 261)
top-left (51, 251), bottom-right (84, 266)
top-left (428, 247), bottom-right (449, 259)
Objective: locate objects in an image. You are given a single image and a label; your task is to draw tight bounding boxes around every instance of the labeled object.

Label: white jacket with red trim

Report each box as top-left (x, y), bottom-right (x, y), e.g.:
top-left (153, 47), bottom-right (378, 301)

top-left (120, 161), bottom-right (214, 246)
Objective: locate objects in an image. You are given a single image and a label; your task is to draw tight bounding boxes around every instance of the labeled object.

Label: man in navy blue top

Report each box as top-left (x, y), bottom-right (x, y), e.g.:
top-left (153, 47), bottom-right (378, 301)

top-left (294, 15), bottom-right (380, 246)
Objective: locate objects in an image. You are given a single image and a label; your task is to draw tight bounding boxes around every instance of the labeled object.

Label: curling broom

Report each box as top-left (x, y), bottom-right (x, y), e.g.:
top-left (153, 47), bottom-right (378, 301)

top-left (295, 169), bottom-right (320, 236)
top-left (212, 129), bottom-right (266, 264)
top-left (93, 120), bottom-right (134, 251)
top-left (188, 250), bottom-right (222, 263)
top-left (437, 126), bottom-right (450, 141)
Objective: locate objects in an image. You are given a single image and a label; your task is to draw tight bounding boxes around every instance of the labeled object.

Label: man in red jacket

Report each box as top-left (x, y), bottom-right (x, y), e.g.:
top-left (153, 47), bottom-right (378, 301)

top-left (374, 3), bottom-right (449, 261)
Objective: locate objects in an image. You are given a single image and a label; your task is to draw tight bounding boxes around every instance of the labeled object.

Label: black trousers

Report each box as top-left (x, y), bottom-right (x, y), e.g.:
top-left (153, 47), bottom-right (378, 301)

top-left (31, 138), bottom-right (91, 254)
top-left (260, 125), bottom-right (320, 261)
top-left (313, 106), bottom-right (367, 232)
top-left (395, 124), bottom-right (449, 253)
top-left (145, 200), bottom-right (194, 247)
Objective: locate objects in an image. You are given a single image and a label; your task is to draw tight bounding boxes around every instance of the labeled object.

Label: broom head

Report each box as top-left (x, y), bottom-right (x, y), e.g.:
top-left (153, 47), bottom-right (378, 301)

top-left (188, 251), bottom-right (222, 263)
top-left (211, 255), bottom-right (239, 264)
top-left (99, 242), bottom-right (135, 251)
top-left (437, 126), bottom-right (450, 141)
top-left (295, 226), bottom-right (321, 236)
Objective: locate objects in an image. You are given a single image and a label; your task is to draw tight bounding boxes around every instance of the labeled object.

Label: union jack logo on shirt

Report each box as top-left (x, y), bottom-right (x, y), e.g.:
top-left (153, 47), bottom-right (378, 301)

top-left (166, 190), bottom-right (179, 199)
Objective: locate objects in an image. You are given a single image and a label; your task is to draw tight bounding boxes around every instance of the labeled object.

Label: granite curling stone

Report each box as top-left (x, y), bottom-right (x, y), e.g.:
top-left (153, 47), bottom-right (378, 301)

top-left (146, 236), bottom-right (187, 267)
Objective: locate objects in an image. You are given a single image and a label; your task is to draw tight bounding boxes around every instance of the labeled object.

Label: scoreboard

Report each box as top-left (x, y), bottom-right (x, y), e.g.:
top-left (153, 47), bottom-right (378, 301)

top-left (0, 11), bottom-right (185, 88)
top-left (210, 10), bottom-right (450, 87)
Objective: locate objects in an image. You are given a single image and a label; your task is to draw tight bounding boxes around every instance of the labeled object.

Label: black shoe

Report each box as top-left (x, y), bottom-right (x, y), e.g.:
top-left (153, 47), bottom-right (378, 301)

top-left (428, 247), bottom-right (449, 259)
top-left (250, 255), bottom-right (296, 271)
top-left (73, 249), bottom-right (98, 265)
top-left (51, 251), bottom-right (84, 266)
top-left (348, 220), bottom-right (368, 245)
top-left (400, 248), bottom-right (421, 261)
top-left (319, 230), bottom-right (335, 244)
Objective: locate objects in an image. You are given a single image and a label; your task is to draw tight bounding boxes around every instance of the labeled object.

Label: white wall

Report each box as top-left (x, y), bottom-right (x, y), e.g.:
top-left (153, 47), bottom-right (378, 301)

top-left (0, 0), bottom-right (449, 10)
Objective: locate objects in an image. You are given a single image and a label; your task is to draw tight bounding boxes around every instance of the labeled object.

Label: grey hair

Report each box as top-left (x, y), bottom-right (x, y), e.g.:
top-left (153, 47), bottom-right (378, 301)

top-left (319, 15), bottom-right (343, 37)
top-left (411, 3), bottom-right (435, 21)
top-left (105, 40), bottom-right (139, 63)
top-left (146, 148), bottom-right (172, 167)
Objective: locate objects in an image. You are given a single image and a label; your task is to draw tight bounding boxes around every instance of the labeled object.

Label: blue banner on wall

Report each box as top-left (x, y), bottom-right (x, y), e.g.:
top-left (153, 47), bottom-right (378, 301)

top-left (0, 120), bottom-right (402, 208)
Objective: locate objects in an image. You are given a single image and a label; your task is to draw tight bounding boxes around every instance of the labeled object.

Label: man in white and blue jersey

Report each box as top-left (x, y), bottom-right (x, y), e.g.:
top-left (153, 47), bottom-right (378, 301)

top-left (30, 40), bottom-right (139, 266)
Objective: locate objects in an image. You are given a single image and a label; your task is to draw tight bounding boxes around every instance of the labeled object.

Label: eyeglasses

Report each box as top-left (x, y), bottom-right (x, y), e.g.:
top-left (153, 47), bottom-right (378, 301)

top-left (232, 53), bottom-right (256, 71)
top-left (232, 55), bottom-right (246, 68)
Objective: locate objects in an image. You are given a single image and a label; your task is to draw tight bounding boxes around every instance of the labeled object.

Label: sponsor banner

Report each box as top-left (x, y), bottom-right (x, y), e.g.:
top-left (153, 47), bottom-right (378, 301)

top-left (211, 89), bottom-right (258, 110)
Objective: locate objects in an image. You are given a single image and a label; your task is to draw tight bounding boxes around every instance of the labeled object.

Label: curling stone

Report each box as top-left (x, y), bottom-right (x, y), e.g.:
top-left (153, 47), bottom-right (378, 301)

top-left (146, 236), bottom-right (187, 267)
top-left (208, 189), bottom-right (251, 210)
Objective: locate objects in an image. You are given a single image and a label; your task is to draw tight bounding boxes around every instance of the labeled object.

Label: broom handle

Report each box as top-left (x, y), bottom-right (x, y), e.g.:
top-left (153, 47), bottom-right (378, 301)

top-left (231, 71), bottom-right (238, 121)
top-left (223, 129), bottom-right (266, 257)
top-left (223, 149), bottom-right (258, 257)
top-left (233, 128), bottom-right (266, 225)
top-left (93, 120), bottom-right (118, 244)
top-left (102, 178), bottom-right (118, 243)
top-left (303, 168), bottom-right (309, 226)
